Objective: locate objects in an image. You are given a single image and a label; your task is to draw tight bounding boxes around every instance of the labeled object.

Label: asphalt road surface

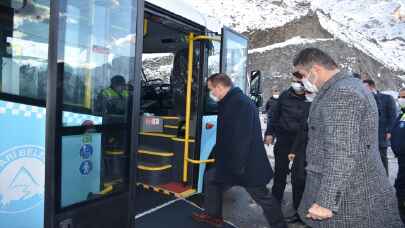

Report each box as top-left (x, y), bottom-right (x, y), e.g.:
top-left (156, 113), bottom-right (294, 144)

top-left (221, 145), bottom-right (399, 228)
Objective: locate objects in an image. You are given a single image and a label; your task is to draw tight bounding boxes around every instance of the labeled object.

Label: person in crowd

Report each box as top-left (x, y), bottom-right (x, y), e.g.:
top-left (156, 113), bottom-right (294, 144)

top-left (267, 74), bottom-right (311, 209)
top-left (265, 87), bottom-right (280, 113)
top-left (363, 79), bottom-right (397, 175)
top-left (192, 73), bottom-right (287, 228)
top-left (391, 87), bottom-right (405, 223)
top-left (264, 87), bottom-right (280, 145)
top-left (293, 47), bottom-right (403, 228)
top-left (95, 75), bottom-right (129, 117)
top-left (287, 76), bottom-right (312, 224)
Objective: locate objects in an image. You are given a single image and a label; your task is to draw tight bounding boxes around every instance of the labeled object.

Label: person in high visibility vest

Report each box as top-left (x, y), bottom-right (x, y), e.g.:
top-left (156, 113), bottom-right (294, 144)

top-left (95, 75), bottom-right (129, 184)
top-left (95, 75), bottom-right (129, 117)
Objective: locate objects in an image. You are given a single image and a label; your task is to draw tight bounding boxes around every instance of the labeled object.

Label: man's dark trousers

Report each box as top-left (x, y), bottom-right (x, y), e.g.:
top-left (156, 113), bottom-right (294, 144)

top-left (396, 156), bottom-right (405, 224)
top-left (204, 168), bottom-right (286, 228)
top-left (380, 147), bottom-right (389, 175)
top-left (272, 133), bottom-right (295, 202)
top-left (291, 152), bottom-right (306, 211)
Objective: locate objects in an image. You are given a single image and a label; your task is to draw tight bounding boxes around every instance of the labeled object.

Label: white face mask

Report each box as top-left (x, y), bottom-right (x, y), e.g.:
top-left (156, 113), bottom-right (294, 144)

top-left (273, 94), bottom-right (280, 99)
top-left (398, 98), bottom-right (405, 109)
top-left (302, 72), bottom-right (319, 93)
top-left (209, 91), bottom-right (220, 102)
top-left (291, 82), bottom-right (304, 93)
top-left (306, 93), bottom-right (316, 102)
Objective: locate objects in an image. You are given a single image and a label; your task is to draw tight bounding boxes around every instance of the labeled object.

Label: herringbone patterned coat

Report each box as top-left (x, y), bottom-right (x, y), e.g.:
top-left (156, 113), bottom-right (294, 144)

top-left (298, 71), bottom-right (404, 228)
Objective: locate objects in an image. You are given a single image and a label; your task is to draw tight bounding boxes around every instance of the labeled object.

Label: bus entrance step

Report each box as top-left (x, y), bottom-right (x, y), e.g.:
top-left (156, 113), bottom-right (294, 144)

top-left (135, 199), bottom-right (238, 228)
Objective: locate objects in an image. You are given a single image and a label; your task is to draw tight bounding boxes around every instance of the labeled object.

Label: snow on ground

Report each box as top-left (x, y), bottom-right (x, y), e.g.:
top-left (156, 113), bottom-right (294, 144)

top-left (249, 36), bottom-right (334, 54)
top-left (142, 53), bottom-right (173, 61)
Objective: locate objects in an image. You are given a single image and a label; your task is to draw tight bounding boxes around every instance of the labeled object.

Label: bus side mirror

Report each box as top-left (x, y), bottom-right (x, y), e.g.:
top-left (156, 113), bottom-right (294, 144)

top-left (249, 70), bottom-right (263, 108)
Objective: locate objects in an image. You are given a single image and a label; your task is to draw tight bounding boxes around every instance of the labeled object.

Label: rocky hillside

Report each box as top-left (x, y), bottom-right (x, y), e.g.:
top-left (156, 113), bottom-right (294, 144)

top-left (190, 0), bottom-right (405, 101)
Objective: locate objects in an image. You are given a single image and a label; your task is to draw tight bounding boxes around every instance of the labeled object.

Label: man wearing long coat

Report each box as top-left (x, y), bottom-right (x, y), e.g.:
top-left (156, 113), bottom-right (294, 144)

top-left (293, 48), bottom-right (403, 228)
top-left (192, 73), bottom-right (286, 228)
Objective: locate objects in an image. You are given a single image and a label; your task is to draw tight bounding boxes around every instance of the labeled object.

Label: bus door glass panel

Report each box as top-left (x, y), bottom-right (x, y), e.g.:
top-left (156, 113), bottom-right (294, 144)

top-left (220, 27), bottom-right (248, 92)
top-left (57, 0), bottom-right (137, 208)
top-left (204, 39), bottom-right (220, 114)
top-left (197, 38), bottom-right (220, 192)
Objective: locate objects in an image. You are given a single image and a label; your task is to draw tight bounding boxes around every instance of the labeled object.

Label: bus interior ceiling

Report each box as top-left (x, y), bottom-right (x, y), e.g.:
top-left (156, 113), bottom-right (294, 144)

top-left (136, 13), bottom-right (201, 206)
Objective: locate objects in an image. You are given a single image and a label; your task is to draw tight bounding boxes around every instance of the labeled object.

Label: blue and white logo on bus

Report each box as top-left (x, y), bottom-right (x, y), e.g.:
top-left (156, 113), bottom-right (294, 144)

top-left (0, 145), bottom-right (45, 214)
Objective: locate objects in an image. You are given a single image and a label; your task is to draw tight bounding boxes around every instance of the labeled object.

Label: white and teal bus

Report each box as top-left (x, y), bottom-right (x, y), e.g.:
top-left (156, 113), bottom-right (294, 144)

top-left (0, 0), bottom-right (262, 227)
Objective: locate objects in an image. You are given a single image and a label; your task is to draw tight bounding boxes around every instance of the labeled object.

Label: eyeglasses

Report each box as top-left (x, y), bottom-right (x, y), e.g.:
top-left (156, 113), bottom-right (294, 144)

top-left (399, 96), bottom-right (405, 99)
top-left (292, 71), bottom-right (305, 79)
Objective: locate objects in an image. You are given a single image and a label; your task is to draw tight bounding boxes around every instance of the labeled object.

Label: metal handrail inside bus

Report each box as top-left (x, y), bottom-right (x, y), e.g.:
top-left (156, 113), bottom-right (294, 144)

top-left (182, 33), bottom-right (221, 183)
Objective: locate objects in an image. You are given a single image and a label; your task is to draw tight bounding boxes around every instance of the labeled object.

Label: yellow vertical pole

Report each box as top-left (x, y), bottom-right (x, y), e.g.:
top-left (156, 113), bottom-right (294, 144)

top-left (84, 69), bottom-right (92, 109)
top-left (144, 19), bottom-right (148, 36)
top-left (183, 33), bottom-right (194, 183)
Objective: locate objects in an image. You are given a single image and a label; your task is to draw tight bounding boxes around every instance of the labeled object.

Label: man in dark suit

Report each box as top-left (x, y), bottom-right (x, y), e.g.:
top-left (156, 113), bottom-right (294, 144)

top-left (363, 79), bottom-right (397, 175)
top-left (391, 87), bottom-right (405, 223)
top-left (192, 73), bottom-right (286, 228)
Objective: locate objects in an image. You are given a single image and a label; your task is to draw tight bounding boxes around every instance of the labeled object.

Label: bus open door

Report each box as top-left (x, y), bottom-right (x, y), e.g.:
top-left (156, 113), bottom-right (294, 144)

top-left (44, 1), bottom-right (144, 228)
top-left (0, 1), bottom-right (261, 228)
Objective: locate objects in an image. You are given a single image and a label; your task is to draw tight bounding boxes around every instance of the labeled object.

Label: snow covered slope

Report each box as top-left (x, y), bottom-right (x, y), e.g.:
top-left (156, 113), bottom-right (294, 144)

top-left (190, 0), bottom-right (309, 32)
top-left (312, 0), bottom-right (405, 72)
top-left (190, 0), bottom-right (405, 73)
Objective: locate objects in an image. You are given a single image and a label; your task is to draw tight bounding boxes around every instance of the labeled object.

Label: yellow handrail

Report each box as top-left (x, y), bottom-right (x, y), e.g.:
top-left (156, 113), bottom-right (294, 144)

top-left (172, 137), bottom-right (195, 143)
top-left (138, 149), bottom-right (174, 157)
top-left (193, 35), bottom-right (221, 42)
top-left (84, 69), bottom-right (92, 109)
top-left (100, 185), bottom-right (113, 195)
top-left (138, 164), bottom-right (172, 171)
top-left (182, 34), bottom-right (221, 183)
top-left (105, 150), bottom-right (124, 155)
top-left (187, 158), bottom-right (215, 164)
top-left (160, 116), bottom-right (180, 120)
top-left (183, 32), bottom-right (194, 183)
top-left (164, 125), bottom-right (178, 129)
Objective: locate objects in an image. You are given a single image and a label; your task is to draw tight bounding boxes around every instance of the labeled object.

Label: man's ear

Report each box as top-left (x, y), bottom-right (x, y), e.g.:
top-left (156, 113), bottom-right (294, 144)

top-left (312, 64), bottom-right (324, 74)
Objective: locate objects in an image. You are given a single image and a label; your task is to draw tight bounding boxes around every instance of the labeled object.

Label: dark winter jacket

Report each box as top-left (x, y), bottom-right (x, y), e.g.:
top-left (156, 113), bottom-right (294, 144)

top-left (391, 110), bottom-right (405, 156)
top-left (212, 87), bottom-right (273, 187)
top-left (267, 87), bottom-right (310, 136)
top-left (264, 97), bottom-right (278, 136)
top-left (291, 112), bottom-right (310, 158)
top-left (373, 92), bottom-right (397, 148)
top-left (265, 97), bottom-right (278, 113)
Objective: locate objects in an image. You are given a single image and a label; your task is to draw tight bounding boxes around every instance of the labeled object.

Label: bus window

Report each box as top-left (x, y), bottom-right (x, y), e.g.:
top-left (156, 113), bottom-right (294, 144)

top-left (57, 0), bottom-right (137, 208)
top-left (0, 0), bottom-right (50, 102)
